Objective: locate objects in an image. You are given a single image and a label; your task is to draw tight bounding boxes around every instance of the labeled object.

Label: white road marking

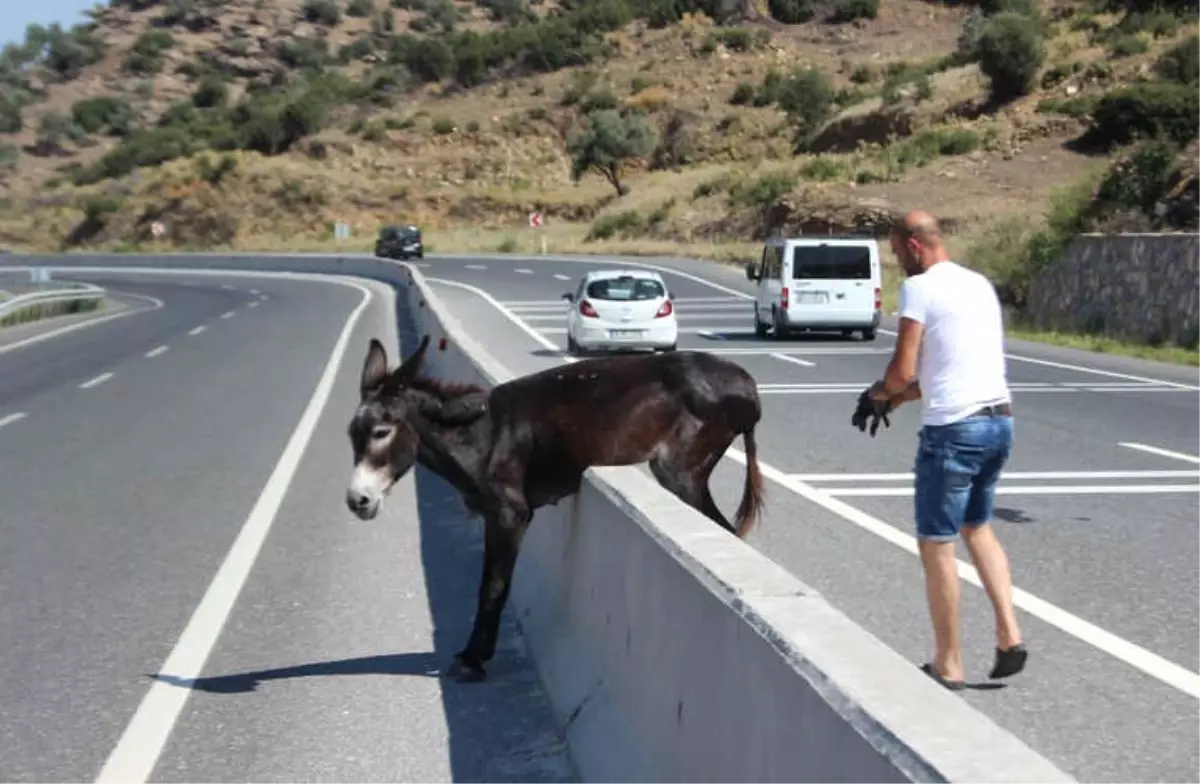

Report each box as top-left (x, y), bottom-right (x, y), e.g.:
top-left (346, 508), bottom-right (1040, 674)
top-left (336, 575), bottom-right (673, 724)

top-left (79, 372), bottom-right (113, 389)
top-left (0, 292), bottom-right (165, 357)
top-left (145, 345), bottom-right (169, 358)
top-left (220, 284), bottom-right (235, 291)
top-left (220, 311), bottom-right (235, 319)
top-left (249, 289), bottom-right (260, 295)
top-left (1119, 442), bottom-right (1200, 465)
top-left (466, 264), bottom-right (488, 270)
top-left (515, 268), bottom-right (534, 274)
top-left (696, 330), bottom-right (726, 340)
top-left (553, 274), bottom-right (571, 280)
top-left (792, 470), bottom-right (1200, 481)
top-left (0, 412), bottom-right (28, 430)
top-left (825, 485), bottom-right (1200, 497)
top-left (247, 301), bottom-right (260, 309)
top-left (771, 352), bottom-right (815, 368)
top-left (188, 326), bottom-right (207, 336)
top-left (94, 281), bottom-right (375, 784)
top-left (439, 274), bottom-right (1200, 700)
top-left (538, 326), bottom-right (748, 335)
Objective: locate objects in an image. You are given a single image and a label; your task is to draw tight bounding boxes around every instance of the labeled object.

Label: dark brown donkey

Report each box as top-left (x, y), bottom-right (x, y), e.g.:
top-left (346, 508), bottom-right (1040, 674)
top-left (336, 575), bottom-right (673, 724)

top-left (345, 334), bottom-right (765, 682)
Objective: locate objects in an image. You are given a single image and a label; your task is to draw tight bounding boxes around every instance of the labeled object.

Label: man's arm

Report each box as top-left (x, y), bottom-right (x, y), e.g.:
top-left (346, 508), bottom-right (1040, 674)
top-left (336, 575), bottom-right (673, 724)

top-left (868, 281), bottom-right (925, 409)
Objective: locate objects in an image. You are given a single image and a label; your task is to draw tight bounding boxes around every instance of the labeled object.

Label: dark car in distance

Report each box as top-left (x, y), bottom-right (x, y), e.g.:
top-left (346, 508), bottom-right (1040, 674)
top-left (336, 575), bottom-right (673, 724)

top-left (374, 225), bottom-right (424, 260)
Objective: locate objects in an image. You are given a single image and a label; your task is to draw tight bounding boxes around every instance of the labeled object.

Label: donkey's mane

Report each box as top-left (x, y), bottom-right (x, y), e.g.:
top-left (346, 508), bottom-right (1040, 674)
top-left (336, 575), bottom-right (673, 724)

top-left (408, 373), bottom-right (486, 401)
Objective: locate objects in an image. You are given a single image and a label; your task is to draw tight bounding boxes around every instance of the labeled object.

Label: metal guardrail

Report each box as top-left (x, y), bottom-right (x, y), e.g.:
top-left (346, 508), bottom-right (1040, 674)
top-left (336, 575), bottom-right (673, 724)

top-left (0, 282), bottom-right (107, 323)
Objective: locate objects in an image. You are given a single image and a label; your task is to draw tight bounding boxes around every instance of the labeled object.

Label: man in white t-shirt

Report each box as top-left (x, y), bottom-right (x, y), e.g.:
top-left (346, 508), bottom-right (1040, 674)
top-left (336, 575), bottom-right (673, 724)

top-left (855, 210), bottom-right (1027, 690)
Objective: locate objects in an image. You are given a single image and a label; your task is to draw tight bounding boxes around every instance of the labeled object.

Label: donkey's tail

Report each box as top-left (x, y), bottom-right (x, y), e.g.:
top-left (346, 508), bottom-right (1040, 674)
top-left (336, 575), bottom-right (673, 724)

top-left (733, 426), bottom-right (766, 539)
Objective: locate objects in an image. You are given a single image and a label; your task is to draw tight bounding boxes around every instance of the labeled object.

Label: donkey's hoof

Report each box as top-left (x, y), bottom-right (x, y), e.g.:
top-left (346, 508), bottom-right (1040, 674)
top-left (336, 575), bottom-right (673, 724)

top-left (445, 656), bottom-right (487, 682)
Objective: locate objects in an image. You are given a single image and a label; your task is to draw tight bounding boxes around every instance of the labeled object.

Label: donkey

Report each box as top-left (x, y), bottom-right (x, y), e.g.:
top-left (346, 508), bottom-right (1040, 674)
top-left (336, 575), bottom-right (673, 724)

top-left (346, 334), bottom-right (765, 682)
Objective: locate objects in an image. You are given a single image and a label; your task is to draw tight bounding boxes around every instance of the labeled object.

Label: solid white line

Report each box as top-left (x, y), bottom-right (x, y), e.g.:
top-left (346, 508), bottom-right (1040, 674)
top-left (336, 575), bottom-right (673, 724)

top-left (442, 275), bottom-right (1200, 700)
top-left (0, 411), bottom-right (28, 430)
top-left (792, 470), bottom-right (1200, 481)
top-left (79, 372), bottom-right (113, 389)
top-left (94, 281), bottom-right (374, 784)
top-left (145, 345), bottom-right (169, 358)
top-left (220, 311), bottom-right (235, 319)
top-left (1119, 442), bottom-right (1200, 465)
top-left (771, 352), bottom-right (815, 368)
top-left (466, 264), bottom-right (488, 270)
top-left (825, 484), bottom-right (1200, 497)
top-left (188, 326), bottom-right (207, 336)
top-left (0, 292), bottom-right (165, 357)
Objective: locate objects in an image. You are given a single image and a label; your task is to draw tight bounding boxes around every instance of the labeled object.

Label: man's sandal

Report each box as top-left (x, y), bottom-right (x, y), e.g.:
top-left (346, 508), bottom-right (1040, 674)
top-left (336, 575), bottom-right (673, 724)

top-left (989, 644), bottom-right (1028, 679)
top-left (919, 663), bottom-right (966, 691)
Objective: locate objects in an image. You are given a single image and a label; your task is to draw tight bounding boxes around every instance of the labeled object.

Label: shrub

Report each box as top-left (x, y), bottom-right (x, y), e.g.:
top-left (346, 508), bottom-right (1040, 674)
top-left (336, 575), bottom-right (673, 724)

top-left (0, 143), bottom-right (18, 171)
top-left (347, 0), bottom-right (375, 16)
top-left (70, 96), bottom-right (135, 135)
top-left (768, 0), bottom-right (815, 24)
top-left (849, 64), bottom-right (875, 84)
top-left (123, 30), bottom-right (175, 75)
top-left (975, 11), bottom-right (1045, 103)
top-left (303, 0), bottom-right (341, 25)
top-left (1155, 35), bottom-right (1199, 85)
top-left (431, 116), bottom-right (454, 134)
top-left (728, 170), bottom-right (796, 210)
top-left (828, 0), bottom-right (879, 23)
top-left (1108, 33), bottom-right (1149, 57)
top-left (0, 94), bottom-right (22, 133)
top-left (775, 66), bottom-right (836, 143)
top-left (192, 75), bottom-right (228, 108)
top-left (1089, 83), bottom-right (1199, 147)
top-left (586, 210), bottom-right (645, 241)
top-left (1094, 139), bottom-right (1179, 216)
top-left (42, 23), bottom-right (107, 81)
top-left (80, 125), bottom-right (199, 183)
top-left (730, 82), bottom-right (756, 105)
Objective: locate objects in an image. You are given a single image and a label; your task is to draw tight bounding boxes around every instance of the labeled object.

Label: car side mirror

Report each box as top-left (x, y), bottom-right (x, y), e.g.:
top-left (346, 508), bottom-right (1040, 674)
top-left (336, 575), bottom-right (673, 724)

top-left (668, 290), bottom-right (675, 301)
top-left (562, 292), bottom-right (574, 302)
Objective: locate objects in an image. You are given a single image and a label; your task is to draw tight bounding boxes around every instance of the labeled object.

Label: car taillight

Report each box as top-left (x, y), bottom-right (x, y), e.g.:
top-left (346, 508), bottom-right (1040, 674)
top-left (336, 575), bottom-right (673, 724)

top-left (874, 287), bottom-right (882, 310)
top-left (655, 299), bottom-right (673, 318)
top-left (781, 287), bottom-right (789, 309)
top-left (579, 300), bottom-right (599, 318)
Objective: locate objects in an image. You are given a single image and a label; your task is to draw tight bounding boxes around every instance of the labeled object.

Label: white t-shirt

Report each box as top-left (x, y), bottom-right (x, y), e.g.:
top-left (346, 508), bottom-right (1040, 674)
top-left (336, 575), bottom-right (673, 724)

top-left (897, 260), bottom-right (1011, 426)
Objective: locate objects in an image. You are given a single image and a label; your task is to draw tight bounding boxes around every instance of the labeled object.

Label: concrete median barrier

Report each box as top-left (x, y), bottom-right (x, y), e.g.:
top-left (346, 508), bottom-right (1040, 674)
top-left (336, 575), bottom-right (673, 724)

top-left (394, 262), bottom-right (1074, 784)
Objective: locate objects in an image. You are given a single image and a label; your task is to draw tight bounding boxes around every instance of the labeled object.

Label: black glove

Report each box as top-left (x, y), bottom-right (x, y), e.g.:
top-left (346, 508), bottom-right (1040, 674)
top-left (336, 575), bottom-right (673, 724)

top-left (851, 388), bottom-right (892, 437)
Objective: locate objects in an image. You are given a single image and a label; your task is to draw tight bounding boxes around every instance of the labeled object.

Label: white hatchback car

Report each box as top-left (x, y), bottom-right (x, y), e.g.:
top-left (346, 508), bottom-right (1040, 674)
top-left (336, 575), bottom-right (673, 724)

top-left (562, 269), bottom-right (678, 355)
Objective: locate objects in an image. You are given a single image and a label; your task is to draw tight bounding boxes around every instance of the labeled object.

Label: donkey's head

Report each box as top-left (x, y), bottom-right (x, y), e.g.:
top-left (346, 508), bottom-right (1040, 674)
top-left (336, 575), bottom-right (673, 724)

top-left (345, 335), bottom-right (431, 520)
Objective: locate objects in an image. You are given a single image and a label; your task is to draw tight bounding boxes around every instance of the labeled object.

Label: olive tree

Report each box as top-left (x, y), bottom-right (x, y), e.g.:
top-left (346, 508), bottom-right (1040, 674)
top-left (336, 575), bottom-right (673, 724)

top-left (566, 108), bottom-right (658, 196)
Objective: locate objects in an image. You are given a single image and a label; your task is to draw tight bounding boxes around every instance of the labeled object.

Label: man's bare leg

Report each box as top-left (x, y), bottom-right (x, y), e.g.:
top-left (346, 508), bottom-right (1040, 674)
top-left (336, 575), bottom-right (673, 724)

top-left (961, 523), bottom-right (1022, 650)
top-left (918, 538), bottom-right (964, 681)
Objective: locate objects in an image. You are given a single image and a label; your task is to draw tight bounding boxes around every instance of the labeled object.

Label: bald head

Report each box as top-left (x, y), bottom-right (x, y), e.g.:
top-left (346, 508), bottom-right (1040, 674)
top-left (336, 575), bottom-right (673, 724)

top-left (888, 210), bottom-right (949, 276)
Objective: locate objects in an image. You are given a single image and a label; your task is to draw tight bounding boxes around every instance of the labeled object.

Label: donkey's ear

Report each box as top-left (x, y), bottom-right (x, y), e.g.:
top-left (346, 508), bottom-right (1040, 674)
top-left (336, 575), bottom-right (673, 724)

top-left (392, 334), bottom-right (431, 387)
top-left (360, 338), bottom-right (390, 398)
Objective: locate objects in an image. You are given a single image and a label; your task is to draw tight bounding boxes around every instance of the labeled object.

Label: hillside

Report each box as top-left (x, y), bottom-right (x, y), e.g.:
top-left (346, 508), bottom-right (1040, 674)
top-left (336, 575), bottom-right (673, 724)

top-left (0, 0), bottom-right (1196, 275)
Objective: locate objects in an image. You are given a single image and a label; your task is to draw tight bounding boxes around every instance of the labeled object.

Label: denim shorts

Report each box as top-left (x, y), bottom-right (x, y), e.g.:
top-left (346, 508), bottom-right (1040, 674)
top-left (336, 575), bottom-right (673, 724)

top-left (913, 411), bottom-right (1014, 542)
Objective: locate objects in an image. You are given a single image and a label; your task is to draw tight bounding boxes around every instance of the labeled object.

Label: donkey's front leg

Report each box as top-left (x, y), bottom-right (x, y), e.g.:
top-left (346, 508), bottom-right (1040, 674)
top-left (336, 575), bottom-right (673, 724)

top-left (447, 504), bottom-right (529, 682)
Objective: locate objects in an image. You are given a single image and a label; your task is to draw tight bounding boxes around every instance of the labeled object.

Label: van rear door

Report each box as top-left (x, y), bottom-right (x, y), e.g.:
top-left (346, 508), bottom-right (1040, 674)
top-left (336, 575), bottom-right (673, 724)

top-left (789, 242), bottom-right (875, 319)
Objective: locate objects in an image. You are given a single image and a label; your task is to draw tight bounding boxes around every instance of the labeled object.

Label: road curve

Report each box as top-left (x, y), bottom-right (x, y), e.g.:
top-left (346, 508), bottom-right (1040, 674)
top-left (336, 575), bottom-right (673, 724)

top-left (411, 253), bottom-right (1198, 784)
top-left (0, 267), bottom-right (572, 783)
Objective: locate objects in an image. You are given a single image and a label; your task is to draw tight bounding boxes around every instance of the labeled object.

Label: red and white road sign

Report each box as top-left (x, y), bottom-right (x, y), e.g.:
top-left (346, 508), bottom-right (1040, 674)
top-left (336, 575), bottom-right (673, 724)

top-left (528, 211), bottom-right (543, 228)
top-left (151, 221), bottom-right (165, 238)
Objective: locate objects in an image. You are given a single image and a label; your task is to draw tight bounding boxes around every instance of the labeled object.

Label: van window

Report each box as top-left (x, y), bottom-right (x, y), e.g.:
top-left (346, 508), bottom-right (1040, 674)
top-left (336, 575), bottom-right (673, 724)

top-left (586, 276), bottom-right (665, 301)
top-left (791, 245), bottom-right (872, 280)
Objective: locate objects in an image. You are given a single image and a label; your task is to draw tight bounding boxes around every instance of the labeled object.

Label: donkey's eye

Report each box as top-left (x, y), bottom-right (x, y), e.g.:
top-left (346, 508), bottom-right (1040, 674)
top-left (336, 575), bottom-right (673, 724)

top-left (371, 427), bottom-right (392, 441)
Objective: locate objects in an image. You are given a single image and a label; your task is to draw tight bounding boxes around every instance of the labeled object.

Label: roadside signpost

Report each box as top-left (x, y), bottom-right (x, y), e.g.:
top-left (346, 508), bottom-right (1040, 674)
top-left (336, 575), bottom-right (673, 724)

top-left (150, 221), bottom-right (165, 239)
top-left (334, 222), bottom-right (351, 243)
top-left (529, 211), bottom-right (545, 254)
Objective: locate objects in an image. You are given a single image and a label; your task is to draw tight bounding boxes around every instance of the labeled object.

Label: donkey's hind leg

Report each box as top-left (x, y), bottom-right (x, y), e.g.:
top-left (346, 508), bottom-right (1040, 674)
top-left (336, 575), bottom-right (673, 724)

top-left (649, 421), bottom-right (738, 535)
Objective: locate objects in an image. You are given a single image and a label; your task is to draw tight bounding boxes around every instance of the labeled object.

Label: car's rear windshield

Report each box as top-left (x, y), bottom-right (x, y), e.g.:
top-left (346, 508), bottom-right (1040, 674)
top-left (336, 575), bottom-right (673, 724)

top-left (791, 245), bottom-right (872, 280)
top-left (586, 276), bottom-right (665, 301)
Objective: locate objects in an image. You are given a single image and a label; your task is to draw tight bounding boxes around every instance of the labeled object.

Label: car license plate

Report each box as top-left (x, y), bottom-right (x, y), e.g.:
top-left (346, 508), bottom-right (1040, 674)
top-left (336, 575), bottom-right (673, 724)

top-left (609, 329), bottom-right (644, 338)
top-left (795, 291), bottom-right (828, 304)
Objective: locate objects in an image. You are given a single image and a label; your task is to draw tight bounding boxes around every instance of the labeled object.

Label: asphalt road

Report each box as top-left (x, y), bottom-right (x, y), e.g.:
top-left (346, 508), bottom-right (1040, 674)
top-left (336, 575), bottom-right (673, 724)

top-left (408, 253), bottom-right (1200, 784)
top-left (0, 268), bottom-right (573, 783)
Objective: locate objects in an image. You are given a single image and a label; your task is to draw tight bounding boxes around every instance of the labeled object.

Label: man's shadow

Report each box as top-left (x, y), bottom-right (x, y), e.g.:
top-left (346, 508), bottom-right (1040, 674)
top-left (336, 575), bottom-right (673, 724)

top-left (149, 652), bottom-right (443, 694)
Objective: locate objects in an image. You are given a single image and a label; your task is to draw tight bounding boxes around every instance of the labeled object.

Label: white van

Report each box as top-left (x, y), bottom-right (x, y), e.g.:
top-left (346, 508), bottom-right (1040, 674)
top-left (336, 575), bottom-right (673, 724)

top-left (744, 235), bottom-right (882, 341)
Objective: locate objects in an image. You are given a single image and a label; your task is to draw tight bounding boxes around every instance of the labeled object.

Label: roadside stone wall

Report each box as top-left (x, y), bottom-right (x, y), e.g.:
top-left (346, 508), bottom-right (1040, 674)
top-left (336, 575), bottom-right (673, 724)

top-left (1026, 233), bottom-right (1200, 347)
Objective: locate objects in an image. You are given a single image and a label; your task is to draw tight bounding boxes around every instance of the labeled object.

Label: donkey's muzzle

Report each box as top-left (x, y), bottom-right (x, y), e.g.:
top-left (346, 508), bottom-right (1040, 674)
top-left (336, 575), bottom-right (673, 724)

top-left (346, 489), bottom-right (379, 519)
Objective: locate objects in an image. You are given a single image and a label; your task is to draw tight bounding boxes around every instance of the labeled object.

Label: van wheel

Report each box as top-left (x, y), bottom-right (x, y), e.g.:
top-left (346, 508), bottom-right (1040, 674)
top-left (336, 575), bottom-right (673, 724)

top-left (772, 309), bottom-right (788, 340)
top-left (862, 328), bottom-right (877, 341)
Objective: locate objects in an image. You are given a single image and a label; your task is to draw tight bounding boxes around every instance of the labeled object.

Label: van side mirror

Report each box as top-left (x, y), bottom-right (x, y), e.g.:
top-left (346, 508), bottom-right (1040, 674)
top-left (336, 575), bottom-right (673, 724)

top-left (562, 292), bottom-right (574, 302)
top-left (744, 263), bottom-right (759, 282)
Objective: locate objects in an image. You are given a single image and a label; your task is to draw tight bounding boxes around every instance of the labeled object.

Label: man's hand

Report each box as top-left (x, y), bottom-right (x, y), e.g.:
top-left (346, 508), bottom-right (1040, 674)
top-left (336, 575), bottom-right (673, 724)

top-left (851, 386), bottom-right (893, 437)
